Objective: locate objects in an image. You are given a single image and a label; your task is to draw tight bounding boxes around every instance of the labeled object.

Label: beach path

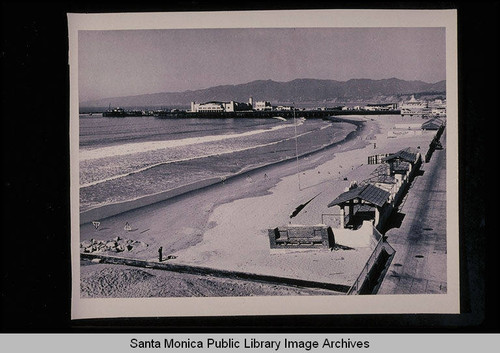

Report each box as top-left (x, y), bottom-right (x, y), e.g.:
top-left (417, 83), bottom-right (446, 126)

top-left (379, 130), bottom-right (447, 294)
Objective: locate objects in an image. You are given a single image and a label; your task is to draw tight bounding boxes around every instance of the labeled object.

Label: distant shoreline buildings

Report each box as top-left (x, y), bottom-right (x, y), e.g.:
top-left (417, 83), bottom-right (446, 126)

top-left (94, 94), bottom-right (445, 120)
top-left (189, 95), bottom-right (445, 118)
top-left (400, 95), bottom-right (446, 118)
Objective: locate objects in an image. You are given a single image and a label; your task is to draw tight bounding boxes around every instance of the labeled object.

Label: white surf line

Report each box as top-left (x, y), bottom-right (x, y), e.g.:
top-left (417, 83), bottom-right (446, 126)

top-left (79, 120), bottom-right (306, 162)
top-left (80, 121), bottom-right (327, 188)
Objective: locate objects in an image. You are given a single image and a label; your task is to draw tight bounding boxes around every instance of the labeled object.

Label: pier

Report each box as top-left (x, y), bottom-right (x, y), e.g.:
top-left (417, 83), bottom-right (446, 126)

top-left (155, 109), bottom-right (401, 119)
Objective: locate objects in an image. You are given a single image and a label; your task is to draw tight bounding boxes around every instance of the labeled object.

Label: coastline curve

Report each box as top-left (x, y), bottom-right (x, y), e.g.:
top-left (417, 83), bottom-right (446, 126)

top-left (79, 116), bottom-right (367, 225)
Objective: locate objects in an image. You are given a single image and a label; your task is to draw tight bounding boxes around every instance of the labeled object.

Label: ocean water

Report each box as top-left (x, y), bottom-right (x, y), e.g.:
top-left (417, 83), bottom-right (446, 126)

top-left (79, 115), bottom-right (356, 212)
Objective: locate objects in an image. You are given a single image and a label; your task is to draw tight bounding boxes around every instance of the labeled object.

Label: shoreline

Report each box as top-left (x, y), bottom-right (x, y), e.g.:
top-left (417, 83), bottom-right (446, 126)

top-left (80, 116), bottom-right (365, 224)
top-left (79, 114), bottom-right (440, 297)
top-left (79, 115), bottom-right (374, 260)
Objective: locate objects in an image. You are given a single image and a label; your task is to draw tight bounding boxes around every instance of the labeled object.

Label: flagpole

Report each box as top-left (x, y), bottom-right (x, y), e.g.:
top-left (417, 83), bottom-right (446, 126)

top-left (293, 104), bottom-right (301, 191)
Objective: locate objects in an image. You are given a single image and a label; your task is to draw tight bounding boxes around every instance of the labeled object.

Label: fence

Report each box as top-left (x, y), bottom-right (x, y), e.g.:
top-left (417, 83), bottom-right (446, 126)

top-left (347, 226), bottom-right (395, 295)
top-left (367, 153), bottom-right (391, 165)
top-left (425, 124), bottom-right (445, 163)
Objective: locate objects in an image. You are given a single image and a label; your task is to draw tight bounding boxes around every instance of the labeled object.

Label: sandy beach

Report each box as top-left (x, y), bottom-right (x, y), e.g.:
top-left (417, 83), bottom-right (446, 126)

top-left (80, 262), bottom-right (337, 297)
top-left (80, 114), bottom-right (439, 297)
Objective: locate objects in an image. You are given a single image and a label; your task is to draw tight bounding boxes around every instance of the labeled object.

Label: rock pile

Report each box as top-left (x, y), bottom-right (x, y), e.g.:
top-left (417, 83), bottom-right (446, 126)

top-left (80, 237), bottom-right (148, 254)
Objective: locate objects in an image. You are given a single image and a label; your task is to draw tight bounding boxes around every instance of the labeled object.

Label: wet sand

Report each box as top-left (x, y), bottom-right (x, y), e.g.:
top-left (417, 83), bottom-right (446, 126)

top-left (80, 115), bottom-right (438, 297)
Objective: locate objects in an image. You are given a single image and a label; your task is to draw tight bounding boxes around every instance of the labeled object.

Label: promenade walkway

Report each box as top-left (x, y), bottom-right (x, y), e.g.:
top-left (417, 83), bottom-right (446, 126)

top-left (379, 130), bottom-right (447, 294)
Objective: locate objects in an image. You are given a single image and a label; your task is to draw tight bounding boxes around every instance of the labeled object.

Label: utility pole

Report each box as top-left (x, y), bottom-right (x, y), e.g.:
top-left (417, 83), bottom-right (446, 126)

top-left (293, 104), bottom-right (301, 191)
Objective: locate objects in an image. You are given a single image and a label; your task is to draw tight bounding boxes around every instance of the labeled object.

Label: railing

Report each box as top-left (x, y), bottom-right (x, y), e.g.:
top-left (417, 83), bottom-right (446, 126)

top-left (347, 226), bottom-right (395, 295)
top-left (367, 153), bottom-right (391, 165)
top-left (425, 125), bottom-right (445, 162)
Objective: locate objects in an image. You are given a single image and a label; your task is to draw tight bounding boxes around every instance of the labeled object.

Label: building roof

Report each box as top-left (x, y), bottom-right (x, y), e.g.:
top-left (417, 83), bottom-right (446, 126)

top-left (366, 103), bottom-right (396, 106)
top-left (362, 165), bottom-right (396, 185)
top-left (382, 147), bottom-right (419, 164)
top-left (391, 161), bottom-right (411, 173)
top-left (327, 184), bottom-right (390, 208)
top-left (421, 118), bottom-right (444, 130)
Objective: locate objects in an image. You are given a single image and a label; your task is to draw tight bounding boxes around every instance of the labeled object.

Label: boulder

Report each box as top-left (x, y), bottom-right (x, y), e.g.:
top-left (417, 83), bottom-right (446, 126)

top-left (81, 240), bottom-right (92, 248)
top-left (106, 241), bottom-right (116, 248)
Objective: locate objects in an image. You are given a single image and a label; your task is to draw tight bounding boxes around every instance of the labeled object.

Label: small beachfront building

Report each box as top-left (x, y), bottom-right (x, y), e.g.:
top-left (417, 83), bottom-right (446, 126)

top-left (327, 147), bottom-right (423, 232)
top-left (382, 147), bottom-right (421, 179)
top-left (327, 183), bottom-right (391, 231)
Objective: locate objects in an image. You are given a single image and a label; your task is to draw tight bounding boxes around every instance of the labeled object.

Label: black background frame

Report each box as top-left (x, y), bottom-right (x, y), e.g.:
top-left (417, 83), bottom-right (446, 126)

top-left (1, 1), bottom-right (497, 333)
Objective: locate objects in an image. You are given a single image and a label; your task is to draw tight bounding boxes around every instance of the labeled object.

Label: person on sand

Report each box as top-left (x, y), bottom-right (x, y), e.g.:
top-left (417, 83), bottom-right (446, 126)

top-left (158, 246), bottom-right (163, 262)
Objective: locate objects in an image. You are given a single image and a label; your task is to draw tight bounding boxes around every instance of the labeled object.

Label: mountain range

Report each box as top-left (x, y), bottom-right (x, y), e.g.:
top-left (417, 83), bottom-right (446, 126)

top-left (81, 78), bottom-right (446, 109)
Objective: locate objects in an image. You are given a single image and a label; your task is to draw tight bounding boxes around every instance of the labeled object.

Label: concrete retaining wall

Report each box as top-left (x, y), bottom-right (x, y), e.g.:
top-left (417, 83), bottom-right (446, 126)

top-left (81, 253), bottom-right (350, 293)
top-left (333, 221), bottom-right (377, 249)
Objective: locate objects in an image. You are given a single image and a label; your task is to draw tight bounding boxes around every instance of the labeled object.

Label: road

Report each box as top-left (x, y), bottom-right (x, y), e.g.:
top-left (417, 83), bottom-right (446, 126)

top-left (379, 130), bottom-right (447, 294)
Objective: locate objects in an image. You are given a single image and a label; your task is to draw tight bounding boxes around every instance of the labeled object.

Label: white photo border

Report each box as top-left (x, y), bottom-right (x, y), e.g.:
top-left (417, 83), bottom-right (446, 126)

top-left (68, 9), bottom-right (459, 319)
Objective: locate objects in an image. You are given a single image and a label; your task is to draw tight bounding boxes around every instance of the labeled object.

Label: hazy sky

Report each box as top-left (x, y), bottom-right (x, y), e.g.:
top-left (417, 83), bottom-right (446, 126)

top-left (78, 27), bottom-right (446, 102)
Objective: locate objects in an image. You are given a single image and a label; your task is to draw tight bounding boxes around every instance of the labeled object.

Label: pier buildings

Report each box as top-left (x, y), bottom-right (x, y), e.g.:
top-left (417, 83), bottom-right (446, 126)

top-left (190, 98), bottom-right (289, 113)
top-left (254, 100), bottom-right (273, 111)
top-left (364, 103), bottom-right (398, 111)
top-left (190, 99), bottom-right (252, 113)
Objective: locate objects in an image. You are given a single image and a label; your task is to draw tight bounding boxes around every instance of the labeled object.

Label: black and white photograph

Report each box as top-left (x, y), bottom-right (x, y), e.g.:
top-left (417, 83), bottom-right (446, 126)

top-left (69, 10), bottom-right (459, 319)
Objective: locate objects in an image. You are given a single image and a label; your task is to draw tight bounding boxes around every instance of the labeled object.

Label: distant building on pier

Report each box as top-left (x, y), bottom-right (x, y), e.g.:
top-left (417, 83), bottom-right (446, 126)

top-left (254, 100), bottom-right (273, 111)
top-left (190, 98), bottom-right (252, 113)
top-left (364, 103), bottom-right (398, 111)
top-left (275, 105), bottom-right (293, 111)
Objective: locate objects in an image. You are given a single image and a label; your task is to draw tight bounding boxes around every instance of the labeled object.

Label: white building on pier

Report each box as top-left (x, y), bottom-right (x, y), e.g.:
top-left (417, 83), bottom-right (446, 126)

top-left (190, 98), bottom-right (253, 113)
